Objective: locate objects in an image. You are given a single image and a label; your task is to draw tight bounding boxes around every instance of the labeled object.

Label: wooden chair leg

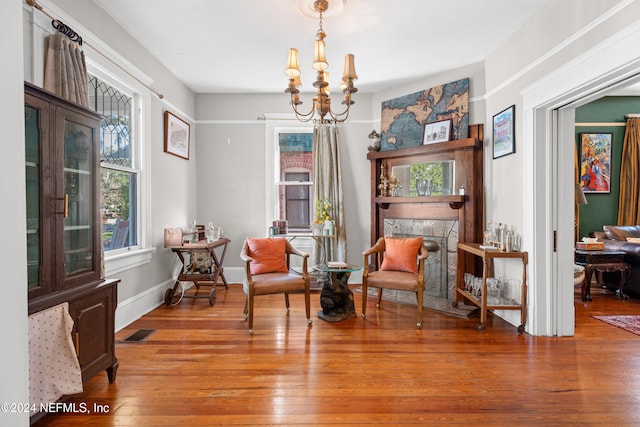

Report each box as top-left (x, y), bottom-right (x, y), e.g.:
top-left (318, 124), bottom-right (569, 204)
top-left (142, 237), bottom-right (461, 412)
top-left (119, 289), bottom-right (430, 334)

top-left (376, 288), bottom-right (383, 307)
top-left (247, 294), bottom-right (255, 335)
top-left (305, 288), bottom-right (312, 325)
top-left (416, 289), bottom-right (424, 329)
top-left (361, 282), bottom-right (367, 319)
top-left (284, 292), bottom-right (290, 314)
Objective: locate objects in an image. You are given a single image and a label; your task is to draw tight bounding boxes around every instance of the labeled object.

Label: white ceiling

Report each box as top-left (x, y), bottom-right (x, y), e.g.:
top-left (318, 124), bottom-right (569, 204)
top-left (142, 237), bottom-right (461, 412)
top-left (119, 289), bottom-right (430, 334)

top-left (93, 0), bottom-right (554, 94)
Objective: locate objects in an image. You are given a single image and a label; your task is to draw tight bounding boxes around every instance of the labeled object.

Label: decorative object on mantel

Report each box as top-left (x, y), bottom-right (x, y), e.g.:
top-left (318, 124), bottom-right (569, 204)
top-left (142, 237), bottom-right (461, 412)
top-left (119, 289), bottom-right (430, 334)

top-left (380, 78), bottom-right (469, 151)
top-left (423, 119), bottom-right (452, 145)
top-left (492, 104), bottom-right (516, 159)
top-left (378, 163), bottom-right (390, 197)
top-left (367, 129), bottom-right (381, 152)
top-left (284, 0), bottom-right (358, 123)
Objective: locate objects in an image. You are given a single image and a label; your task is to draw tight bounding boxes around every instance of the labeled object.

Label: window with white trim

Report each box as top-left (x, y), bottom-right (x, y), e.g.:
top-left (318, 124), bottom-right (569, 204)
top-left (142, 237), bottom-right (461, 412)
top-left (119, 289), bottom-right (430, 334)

top-left (88, 75), bottom-right (139, 252)
top-left (277, 131), bottom-right (313, 232)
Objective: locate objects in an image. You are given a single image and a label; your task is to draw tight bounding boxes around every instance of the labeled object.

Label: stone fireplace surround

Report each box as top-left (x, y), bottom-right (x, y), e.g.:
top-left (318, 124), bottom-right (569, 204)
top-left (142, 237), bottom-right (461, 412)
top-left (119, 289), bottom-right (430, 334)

top-left (356, 218), bottom-right (475, 317)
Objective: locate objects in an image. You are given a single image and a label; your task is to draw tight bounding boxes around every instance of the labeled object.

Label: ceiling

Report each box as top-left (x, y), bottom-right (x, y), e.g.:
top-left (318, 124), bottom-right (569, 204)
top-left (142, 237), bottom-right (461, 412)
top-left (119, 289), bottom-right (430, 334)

top-left (92, 0), bottom-right (554, 94)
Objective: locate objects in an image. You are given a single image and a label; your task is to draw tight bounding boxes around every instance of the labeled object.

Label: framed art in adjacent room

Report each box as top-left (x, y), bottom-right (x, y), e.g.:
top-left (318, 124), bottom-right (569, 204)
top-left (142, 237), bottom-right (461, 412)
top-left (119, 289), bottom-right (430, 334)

top-left (492, 105), bottom-right (515, 159)
top-left (422, 119), bottom-right (452, 145)
top-left (164, 111), bottom-right (190, 159)
top-left (579, 132), bottom-right (612, 193)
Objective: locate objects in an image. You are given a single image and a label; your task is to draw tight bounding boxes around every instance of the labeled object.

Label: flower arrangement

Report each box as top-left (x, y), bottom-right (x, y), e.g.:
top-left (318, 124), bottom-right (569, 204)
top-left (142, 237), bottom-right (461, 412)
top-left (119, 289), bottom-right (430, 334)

top-left (315, 199), bottom-right (333, 223)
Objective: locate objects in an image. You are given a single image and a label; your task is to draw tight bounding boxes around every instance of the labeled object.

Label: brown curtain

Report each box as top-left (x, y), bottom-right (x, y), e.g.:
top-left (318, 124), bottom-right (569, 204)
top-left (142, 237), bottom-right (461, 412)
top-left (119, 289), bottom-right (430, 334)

top-left (44, 33), bottom-right (89, 107)
top-left (617, 117), bottom-right (640, 225)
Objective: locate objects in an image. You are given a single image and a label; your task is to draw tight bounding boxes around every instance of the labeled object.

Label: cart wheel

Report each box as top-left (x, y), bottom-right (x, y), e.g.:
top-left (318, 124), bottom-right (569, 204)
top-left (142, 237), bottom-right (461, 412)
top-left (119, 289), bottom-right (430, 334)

top-left (452, 301), bottom-right (459, 309)
top-left (165, 282), bottom-right (184, 306)
top-left (517, 324), bottom-right (525, 334)
top-left (476, 322), bottom-right (486, 333)
top-left (164, 288), bottom-right (173, 306)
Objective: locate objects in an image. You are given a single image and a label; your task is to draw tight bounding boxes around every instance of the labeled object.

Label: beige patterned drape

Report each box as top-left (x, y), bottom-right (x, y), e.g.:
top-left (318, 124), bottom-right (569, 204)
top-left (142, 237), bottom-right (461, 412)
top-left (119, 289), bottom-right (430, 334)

top-left (313, 123), bottom-right (347, 263)
top-left (617, 117), bottom-right (640, 225)
top-left (44, 33), bottom-right (89, 107)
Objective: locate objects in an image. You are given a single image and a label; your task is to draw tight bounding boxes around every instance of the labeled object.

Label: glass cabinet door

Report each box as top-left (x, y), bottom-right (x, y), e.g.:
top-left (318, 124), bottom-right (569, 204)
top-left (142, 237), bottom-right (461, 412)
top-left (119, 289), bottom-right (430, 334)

top-left (63, 118), bottom-right (96, 278)
top-left (25, 105), bottom-right (41, 288)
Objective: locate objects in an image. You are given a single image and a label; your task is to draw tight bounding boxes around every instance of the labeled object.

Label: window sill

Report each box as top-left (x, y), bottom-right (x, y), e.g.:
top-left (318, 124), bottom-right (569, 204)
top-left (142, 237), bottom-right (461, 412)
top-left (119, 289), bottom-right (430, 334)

top-left (105, 247), bottom-right (155, 276)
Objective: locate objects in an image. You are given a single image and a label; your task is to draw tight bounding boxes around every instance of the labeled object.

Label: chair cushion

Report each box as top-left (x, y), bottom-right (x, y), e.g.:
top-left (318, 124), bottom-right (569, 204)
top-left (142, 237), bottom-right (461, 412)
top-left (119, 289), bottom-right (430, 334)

top-left (380, 237), bottom-right (422, 273)
top-left (246, 238), bottom-right (288, 275)
top-left (244, 272), bottom-right (306, 295)
top-left (366, 270), bottom-right (420, 291)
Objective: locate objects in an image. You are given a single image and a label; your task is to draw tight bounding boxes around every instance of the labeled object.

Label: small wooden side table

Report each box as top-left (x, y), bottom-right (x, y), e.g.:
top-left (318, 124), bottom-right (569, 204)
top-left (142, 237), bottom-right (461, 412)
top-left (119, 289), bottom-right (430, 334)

top-left (574, 249), bottom-right (630, 301)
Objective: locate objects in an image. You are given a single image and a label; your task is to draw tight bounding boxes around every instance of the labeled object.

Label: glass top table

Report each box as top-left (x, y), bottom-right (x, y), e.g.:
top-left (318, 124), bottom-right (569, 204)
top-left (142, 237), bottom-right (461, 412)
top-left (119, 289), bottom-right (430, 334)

top-left (312, 263), bottom-right (361, 323)
top-left (313, 262), bottom-right (361, 273)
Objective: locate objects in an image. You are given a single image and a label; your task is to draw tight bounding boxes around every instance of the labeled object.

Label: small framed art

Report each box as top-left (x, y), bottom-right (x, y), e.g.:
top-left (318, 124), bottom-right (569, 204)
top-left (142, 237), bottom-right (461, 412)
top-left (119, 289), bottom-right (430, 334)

top-left (422, 119), bottom-right (452, 145)
top-left (164, 111), bottom-right (190, 160)
top-left (579, 132), bottom-right (612, 193)
top-left (492, 105), bottom-right (515, 159)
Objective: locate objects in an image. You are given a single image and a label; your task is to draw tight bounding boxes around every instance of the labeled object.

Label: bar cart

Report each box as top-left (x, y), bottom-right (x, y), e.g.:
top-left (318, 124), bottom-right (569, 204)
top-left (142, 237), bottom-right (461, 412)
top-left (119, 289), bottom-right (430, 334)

top-left (165, 238), bottom-right (230, 306)
top-left (454, 242), bottom-right (528, 333)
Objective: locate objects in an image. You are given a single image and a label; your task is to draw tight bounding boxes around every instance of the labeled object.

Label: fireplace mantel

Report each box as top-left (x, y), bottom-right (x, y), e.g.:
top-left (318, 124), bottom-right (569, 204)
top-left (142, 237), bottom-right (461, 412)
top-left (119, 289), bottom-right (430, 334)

top-left (368, 124), bottom-right (484, 250)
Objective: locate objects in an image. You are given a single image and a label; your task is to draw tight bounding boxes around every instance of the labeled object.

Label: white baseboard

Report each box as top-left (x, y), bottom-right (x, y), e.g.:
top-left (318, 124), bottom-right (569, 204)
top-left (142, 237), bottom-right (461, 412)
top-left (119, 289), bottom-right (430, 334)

top-left (114, 279), bottom-right (173, 332)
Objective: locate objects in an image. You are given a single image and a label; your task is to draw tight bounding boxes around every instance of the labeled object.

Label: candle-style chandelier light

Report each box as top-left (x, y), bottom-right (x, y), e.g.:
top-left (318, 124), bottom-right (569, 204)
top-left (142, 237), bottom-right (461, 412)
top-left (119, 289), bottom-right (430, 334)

top-left (285, 0), bottom-right (358, 123)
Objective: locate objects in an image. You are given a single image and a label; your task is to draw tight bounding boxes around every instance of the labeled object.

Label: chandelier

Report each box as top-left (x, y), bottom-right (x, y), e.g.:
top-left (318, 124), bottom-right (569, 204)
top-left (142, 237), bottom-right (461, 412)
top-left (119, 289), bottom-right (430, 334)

top-left (285, 0), bottom-right (358, 123)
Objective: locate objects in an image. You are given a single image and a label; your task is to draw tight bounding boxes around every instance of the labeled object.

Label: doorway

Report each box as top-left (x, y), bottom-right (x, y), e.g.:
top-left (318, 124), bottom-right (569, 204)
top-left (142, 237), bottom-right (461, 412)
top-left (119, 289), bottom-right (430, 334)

top-left (522, 25), bottom-right (640, 336)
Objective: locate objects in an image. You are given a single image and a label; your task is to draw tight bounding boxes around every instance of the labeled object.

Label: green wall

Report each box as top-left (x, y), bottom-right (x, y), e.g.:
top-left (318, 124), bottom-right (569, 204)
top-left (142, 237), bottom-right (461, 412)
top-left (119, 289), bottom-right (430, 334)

top-left (575, 96), bottom-right (640, 238)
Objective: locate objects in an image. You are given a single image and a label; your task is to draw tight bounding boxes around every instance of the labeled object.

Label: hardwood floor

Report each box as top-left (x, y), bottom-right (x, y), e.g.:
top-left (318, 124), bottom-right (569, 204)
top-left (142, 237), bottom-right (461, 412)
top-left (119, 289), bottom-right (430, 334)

top-left (34, 283), bottom-right (640, 426)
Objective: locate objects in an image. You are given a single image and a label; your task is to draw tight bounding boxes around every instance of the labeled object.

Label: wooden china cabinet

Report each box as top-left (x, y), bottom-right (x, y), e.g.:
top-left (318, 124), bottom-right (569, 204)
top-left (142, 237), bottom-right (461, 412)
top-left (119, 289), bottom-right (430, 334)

top-left (24, 83), bottom-right (119, 386)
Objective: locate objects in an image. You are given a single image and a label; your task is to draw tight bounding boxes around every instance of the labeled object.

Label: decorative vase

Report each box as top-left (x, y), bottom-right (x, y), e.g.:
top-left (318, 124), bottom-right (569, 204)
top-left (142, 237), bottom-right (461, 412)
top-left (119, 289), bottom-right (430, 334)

top-left (323, 220), bottom-right (335, 236)
top-left (416, 178), bottom-right (431, 196)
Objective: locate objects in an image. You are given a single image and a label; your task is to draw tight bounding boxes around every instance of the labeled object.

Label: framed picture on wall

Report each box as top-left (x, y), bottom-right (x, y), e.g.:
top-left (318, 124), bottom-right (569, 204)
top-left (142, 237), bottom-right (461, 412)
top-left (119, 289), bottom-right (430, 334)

top-left (164, 111), bottom-right (190, 160)
top-left (492, 105), bottom-right (515, 159)
top-left (579, 132), bottom-right (612, 193)
top-left (422, 119), bottom-right (452, 145)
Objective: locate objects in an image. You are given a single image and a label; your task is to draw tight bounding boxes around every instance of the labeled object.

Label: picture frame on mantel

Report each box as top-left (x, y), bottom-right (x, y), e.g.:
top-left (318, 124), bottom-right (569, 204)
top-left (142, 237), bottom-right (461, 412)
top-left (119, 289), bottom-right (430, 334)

top-left (422, 119), bottom-right (452, 145)
top-left (492, 105), bottom-right (515, 159)
top-left (164, 111), bottom-right (190, 160)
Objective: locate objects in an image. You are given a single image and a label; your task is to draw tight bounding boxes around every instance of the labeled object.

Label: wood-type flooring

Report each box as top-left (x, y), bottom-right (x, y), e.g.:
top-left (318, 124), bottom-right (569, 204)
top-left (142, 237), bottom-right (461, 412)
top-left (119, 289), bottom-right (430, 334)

top-left (34, 284), bottom-right (640, 426)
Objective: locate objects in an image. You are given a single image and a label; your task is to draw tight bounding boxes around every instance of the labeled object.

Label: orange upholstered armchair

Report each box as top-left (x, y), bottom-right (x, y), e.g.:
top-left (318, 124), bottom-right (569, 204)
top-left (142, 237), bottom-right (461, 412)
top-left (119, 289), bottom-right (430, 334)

top-left (362, 237), bottom-right (429, 328)
top-left (240, 237), bottom-right (312, 335)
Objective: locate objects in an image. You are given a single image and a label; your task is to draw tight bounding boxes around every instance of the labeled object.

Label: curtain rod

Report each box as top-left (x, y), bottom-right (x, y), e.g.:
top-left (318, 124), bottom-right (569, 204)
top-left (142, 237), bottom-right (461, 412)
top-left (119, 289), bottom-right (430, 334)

top-left (25, 0), bottom-right (164, 99)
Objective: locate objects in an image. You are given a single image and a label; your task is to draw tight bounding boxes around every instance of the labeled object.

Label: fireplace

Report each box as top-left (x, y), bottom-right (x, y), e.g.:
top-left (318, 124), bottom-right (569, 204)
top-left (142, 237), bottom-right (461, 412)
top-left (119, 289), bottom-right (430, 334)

top-left (366, 125), bottom-right (484, 315)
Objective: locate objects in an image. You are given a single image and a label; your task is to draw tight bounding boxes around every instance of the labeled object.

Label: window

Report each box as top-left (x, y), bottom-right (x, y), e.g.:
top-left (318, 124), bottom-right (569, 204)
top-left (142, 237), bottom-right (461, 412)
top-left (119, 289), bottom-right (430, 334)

top-left (88, 75), bottom-right (138, 252)
top-left (277, 131), bottom-right (313, 232)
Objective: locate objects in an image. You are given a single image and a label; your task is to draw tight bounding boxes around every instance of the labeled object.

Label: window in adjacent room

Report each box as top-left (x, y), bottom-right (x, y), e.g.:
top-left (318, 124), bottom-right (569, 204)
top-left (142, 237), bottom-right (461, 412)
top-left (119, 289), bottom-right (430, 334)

top-left (88, 75), bottom-right (139, 252)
